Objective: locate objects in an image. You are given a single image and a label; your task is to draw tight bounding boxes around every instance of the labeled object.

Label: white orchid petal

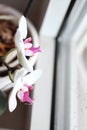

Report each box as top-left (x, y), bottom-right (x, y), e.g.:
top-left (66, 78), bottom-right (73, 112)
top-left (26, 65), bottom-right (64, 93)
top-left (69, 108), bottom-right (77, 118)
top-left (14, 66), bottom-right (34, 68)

top-left (14, 68), bottom-right (27, 81)
top-left (17, 50), bottom-right (33, 72)
top-left (14, 29), bottom-right (33, 71)
top-left (8, 78), bottom-right (22, 112)
top-left (23, 69), bottom-right (42, 85)
top-left (29, 53), bottom-right (39, 66)
top-left (8, 90), bottom-right (17, 112)
top-left (14, 29), bottom-right (22, 50)
top-left (19, 15), bottom-right (27, 39)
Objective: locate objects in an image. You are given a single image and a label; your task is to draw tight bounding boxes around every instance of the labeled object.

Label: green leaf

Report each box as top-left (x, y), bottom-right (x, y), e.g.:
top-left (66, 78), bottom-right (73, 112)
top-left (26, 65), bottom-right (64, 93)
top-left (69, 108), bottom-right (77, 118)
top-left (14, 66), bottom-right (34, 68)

top-left (0, 90), bottom-right (8, 116)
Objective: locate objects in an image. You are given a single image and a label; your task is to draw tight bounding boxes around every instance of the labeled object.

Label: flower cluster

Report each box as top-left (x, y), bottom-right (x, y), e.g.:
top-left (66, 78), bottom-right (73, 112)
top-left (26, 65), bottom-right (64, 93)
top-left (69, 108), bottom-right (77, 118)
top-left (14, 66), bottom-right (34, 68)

top-left (7, 16), bottom-right (41, 112)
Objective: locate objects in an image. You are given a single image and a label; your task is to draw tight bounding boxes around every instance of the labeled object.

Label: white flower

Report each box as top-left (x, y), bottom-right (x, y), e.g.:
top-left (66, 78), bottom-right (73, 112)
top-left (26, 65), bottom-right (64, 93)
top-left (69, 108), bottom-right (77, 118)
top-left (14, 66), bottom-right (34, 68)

top-left (8, 68), bottom-right (42, 112)
top-left (14, 16), bottom-right (40, 72)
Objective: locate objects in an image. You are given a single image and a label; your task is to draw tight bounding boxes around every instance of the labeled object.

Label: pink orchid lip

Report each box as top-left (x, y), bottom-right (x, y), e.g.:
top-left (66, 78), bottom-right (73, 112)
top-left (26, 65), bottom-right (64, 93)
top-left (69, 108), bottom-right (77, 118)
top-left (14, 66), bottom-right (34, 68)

top-left (24, 37), bottom-right (32, 44)
top-left (22, 91), bottom-right (33, 104)
top-left (29, 46), bottom-right (41, 53)
top-left (23, 36), bottom-right (41, 57)
top-left (24, 38), bottom-right (41, 56)
top-left (17, 85), bottom-right (33, 104)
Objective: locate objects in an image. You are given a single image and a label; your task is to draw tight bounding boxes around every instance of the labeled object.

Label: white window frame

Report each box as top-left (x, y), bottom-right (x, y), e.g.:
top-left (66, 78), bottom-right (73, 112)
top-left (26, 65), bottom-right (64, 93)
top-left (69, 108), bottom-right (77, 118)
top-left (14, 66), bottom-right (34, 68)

top-left (55, 0), bottom-right (87, 130)
top-left (30, 0), bottom-right (71, 130)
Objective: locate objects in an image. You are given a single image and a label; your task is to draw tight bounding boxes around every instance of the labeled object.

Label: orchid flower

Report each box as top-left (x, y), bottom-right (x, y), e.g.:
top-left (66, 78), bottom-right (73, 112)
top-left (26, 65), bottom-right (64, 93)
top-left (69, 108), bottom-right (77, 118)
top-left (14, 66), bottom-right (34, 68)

top-left (8, 68), bottom-right (42, 112)
top-left (24, 37), bottom-right (41, 56)
top-left (14, 16), bottom-right (40, 72)
top-left (17, 84), bottom-right (33, 104)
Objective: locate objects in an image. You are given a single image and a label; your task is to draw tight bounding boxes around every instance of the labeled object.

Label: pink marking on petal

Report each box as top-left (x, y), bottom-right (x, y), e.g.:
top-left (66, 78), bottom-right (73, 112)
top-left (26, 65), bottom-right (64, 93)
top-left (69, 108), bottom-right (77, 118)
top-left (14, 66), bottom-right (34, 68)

top-left (17, 90), bottom-right (33, 104)
top-left (22, 91), bottom-right (33, 104)
top-left (29, 46), bottom-right (41, 53)
top-left (24, 37), bottom-right (32, 44)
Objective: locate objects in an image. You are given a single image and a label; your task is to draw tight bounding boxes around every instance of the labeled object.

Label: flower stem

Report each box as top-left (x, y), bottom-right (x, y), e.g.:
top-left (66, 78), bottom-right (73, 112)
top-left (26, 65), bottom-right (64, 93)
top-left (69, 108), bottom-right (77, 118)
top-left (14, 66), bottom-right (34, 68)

top-left (8, 71), bottom-right (14, 83)
top-left (0, 56), bottom-right (11, 70)
top-left (0, 57), bottom-right (14, 82)
top-left (0, 56), bottom-right (18, 71)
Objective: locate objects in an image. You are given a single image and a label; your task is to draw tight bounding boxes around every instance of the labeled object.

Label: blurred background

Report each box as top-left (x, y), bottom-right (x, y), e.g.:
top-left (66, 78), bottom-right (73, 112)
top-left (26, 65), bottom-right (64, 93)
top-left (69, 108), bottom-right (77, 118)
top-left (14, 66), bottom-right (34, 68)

top-left (0, 0), bottom-right (49, 31)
